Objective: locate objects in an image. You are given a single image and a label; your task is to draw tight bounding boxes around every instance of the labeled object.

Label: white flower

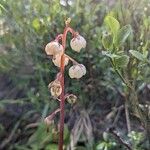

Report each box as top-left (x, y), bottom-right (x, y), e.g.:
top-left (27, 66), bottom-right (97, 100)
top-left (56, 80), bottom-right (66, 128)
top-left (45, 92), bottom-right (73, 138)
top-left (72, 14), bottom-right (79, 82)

top-left (80, 64), bottom-right (86, 75)
top-left (69, 64), bottom-right (86, 79)
top-left (70, 35), bottom-right (86, 52)
top-left (52, 54), bottom-right (69, 67)
top-left (66, 94), bottom-right (77, 104)
top-left (48, 80), bottom-right (62, 98)
top-left (45, 41), bottom-right (63, 56)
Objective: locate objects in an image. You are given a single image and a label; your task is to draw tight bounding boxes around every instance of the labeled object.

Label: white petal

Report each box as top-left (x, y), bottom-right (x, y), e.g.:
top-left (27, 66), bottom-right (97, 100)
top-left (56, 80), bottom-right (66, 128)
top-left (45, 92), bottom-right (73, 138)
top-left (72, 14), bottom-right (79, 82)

top-left (69, 66), bottom-right (75, 78)
top-left (79, 36), bottom-right (86, 48)
top-left (69, 65), bottom-right (85, 79)
top-left (70, 35), bottom-right (86, 52)
top-left (52, 54), bottom-right (69, 67)
top-left (45, 41), bottom-right (63, 56)
top-left (80, 64), bottom-right (86, 75)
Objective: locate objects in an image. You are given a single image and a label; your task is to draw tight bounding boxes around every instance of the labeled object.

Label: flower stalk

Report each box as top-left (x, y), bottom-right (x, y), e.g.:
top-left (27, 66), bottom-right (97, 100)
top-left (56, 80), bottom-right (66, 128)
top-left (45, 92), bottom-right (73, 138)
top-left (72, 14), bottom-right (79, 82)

top-left (44, 18), bottom-right (86, 150)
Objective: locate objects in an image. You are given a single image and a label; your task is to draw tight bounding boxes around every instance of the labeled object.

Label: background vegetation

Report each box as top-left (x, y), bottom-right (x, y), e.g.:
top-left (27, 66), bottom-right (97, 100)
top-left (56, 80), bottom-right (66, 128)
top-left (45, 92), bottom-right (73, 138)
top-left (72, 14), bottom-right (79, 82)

top-left (0, 0), bottom-right (150, 149)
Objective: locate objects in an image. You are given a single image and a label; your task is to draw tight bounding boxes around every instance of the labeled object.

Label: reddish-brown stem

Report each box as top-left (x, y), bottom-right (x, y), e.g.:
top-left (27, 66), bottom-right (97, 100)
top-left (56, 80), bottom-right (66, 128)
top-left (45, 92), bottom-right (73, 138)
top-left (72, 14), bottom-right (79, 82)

top-left (65, 54), bottom-right (79, 65)
top-left (58, 25), bottom-right (76, 150)
top-left (55, 34), bottom-right (63, 42)
top-left (46, 108), bottom-right (61, 121)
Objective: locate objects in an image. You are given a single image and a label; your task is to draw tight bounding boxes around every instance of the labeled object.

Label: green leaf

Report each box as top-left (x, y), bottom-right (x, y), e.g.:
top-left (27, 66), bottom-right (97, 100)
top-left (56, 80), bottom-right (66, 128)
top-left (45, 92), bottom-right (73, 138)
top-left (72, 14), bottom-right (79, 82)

top-left (96, 142), bottom-right (105, 150)
top-left (28, 123), bottom-right (53, 148)
top-left (104, 16), bottom-right (120, 36)
top-left (64, 124), bottom-right (70, 143)
top-left (129, 50), bottom-right (146, 61)
top-left (0, 3), bottom-right (7, 12)
top-left (45, 144), bottom-right (58, 150)
top-left (102, 34), bottom-right (113, 50)
top-left (32, 18), bottom-right (40, 30)
top-left (114, 55), bottom-right (129, 68)
top-left (115, 25), bottom-right (132, 47)
top-left (102, 51), bottom-right (118, 58)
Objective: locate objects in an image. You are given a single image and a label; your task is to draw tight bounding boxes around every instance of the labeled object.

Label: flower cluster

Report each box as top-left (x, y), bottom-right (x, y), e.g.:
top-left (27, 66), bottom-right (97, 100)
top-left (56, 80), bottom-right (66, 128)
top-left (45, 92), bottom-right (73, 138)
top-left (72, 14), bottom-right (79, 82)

top-left (44, 18), bottom-right (87, 149)
top-left (45, 24), bottom-right (87, 99)
top-left (45, 37), bottom-right (86, 79)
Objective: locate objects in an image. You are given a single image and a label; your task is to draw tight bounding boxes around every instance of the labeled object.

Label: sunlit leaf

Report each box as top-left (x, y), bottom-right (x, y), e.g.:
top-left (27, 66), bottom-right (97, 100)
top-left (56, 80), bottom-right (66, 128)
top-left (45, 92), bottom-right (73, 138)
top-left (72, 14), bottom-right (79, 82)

top-left (114, 55), bottom-right (129, 68)
top-left (104, 16), bottom-right (120, 36)
top-left (96, 142), bottom-right (105, 150)
top-left (102, 34), bottom-right (113, 50)
top-left (32, 18), bottom-right (40, 30)
top-left (102, 51), bottom-right (118, 58)
top-left (129, 50), bottom-right (146, 61)
top-left (115, 25), bottom-right (132, 47)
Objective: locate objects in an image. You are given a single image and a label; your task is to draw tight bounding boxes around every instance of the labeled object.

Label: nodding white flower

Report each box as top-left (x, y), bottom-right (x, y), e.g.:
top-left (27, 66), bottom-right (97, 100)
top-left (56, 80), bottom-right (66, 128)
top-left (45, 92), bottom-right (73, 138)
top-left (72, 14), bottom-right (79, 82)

top-left (80, 64), bottom-right (86, 75)
top-left (48, 80), bottom-right (62, 98)
top-left (69, 64), bottom-right (86, 79)
top-left (52, 54), bottom-right (69, 67)
top-left (44, 117), bottom-right (54, 126)
top-left (45, 41), bottom-right (63, 56)
top-left (70, 35), bottom-right (86, 52)
top-left (66, 94), bottom-right (77, 104)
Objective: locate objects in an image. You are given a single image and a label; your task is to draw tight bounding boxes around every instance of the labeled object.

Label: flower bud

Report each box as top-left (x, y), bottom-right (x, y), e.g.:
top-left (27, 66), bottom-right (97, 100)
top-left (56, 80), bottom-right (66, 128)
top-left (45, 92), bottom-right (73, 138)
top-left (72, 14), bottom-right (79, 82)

top-left (52, 54), bottom-right (69, 67)
top-left (69, 64), bottom-right (86, 79)
top-left (44, 117), bottom-right (54, 132)
top-left (66, 94), bottom-right (77, 104)
top-left (48, 80), bottom-right (62, 98)
top-left (70, 35), bottom-right (86, 52)
top-left (44, 117), bottom-right (53, 126)
top-left (45, 41), bottom-right (63, 56)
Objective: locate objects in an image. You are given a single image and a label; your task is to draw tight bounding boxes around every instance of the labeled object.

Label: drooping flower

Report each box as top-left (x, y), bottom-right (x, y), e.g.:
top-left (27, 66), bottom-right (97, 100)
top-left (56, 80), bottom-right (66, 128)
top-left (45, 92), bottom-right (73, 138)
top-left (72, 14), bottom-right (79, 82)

top-left (52, 54), bottom-right (69, 67)
top-left (69, 64), bottom-right (86, 79)
top-left (70, 35), bottom-right (86, 52)
top-left (66, 94), bottom-right (77, 104)
top-left (80, 64), bottom-right (86, 75)
top-left (48, 80), bottom-right (62, 98)
top-left (45, 41), bottom-right (63, 56)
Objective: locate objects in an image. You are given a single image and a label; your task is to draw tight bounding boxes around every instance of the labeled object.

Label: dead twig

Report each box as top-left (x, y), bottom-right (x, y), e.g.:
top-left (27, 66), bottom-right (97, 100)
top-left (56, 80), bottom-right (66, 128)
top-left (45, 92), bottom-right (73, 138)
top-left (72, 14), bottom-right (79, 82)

top-left (125, 100), bottom-right (131, 133)
top-left (107, 127), bottom-right (132, 150)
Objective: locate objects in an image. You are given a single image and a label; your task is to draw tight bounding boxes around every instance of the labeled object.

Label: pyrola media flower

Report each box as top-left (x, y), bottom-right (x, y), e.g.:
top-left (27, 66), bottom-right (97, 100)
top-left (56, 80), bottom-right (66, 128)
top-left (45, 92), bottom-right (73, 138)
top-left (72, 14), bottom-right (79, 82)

top-left (70, 35), bottom-right (86, 52)
top-left (66, 94), bottom-right (77, 104)
top-left (45, 41), bottom-right (63, 56)
top-left (48, 80), bottom-right (62, 98)
top-left (52, 54), bottom-right (69, 67)
top-left (69, 64), bottom-right (86, 79)
top-left (44, 117), bottom-right (54, 126)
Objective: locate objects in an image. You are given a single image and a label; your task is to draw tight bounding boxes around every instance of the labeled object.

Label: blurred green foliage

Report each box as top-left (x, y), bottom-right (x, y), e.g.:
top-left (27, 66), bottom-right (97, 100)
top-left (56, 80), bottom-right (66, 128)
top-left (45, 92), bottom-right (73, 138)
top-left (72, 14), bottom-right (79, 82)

top-left (0, 0), bottom-right (150, 149)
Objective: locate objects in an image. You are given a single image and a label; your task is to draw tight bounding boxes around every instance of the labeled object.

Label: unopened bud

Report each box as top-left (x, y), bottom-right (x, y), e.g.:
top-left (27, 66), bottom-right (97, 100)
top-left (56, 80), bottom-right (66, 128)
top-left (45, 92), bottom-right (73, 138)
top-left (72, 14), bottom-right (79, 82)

top-left (66, 94), bottom-right (77, 104)
top-left (44, 117), bottom-right (54, 132)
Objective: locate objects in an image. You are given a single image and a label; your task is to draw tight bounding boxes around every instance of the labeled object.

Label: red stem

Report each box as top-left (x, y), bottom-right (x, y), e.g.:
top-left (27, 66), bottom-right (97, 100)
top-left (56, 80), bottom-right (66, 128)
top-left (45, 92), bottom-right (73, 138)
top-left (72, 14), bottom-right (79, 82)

top-left (56, 24), bottom-right (76, 150)
top-left (58, 25), bottom-right (76, 150)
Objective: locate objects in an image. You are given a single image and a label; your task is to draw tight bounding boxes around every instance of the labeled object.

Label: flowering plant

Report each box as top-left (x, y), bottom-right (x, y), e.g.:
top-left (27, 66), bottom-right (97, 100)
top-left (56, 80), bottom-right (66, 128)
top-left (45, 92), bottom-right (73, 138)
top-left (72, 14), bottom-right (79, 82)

top-left (44, 18), bottom-right (86, 150)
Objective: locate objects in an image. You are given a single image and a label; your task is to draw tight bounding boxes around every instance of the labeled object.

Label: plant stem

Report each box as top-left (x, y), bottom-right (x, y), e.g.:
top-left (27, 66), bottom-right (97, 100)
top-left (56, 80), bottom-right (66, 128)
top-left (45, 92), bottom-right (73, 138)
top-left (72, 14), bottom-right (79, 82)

top-left (65, 54), bottom-right (79, 65)
top-left (125, 100), bottom-right (131, 133)
top-left (59, 55), bottom-right (65, 150)
top-left (58, 25), bottom-right (70, 150)
top-left (108, 127), bottom-right (132, 150)
top-left (109, 58), bottom-right (132, 89)
top-left (58, 22), bottom-right (76, 150)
